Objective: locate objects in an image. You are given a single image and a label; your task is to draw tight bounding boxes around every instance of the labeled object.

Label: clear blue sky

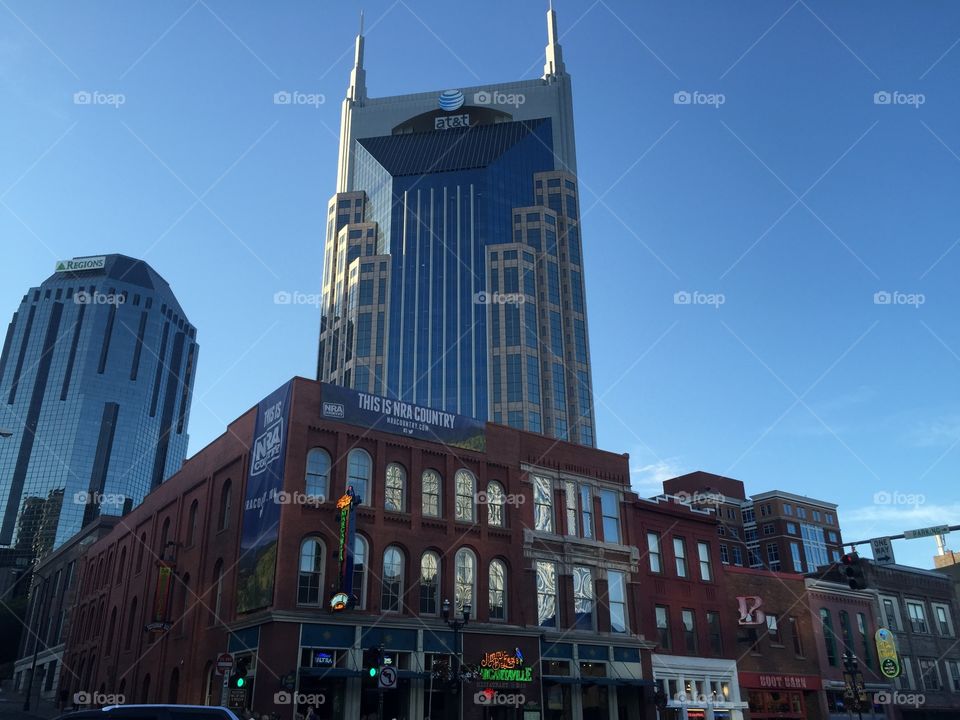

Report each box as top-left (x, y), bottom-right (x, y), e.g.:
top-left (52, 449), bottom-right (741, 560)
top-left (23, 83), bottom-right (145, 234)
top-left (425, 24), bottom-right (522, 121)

top-left (2, 0), bottom-right (959, 570)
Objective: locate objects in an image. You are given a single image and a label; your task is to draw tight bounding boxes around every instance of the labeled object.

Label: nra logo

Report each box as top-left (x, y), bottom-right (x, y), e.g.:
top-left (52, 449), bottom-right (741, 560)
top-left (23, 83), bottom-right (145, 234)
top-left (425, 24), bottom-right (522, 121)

top-left (251, 420), bottom-right (283, 476)
top-left (322, 402), bottom-right (345, 419)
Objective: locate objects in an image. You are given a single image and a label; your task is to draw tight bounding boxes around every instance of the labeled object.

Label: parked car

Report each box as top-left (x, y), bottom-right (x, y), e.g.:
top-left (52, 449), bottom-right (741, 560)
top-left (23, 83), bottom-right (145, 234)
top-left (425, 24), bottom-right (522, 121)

top-left (56, 705), bottom-right (243, 720)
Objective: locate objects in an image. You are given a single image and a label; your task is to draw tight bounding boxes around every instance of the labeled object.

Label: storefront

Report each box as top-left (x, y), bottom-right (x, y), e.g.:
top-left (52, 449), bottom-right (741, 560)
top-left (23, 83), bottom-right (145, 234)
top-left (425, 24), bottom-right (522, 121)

top-left (738, 671), bottom-right (821, 720)
top-left (821, 680), bottom-right (890, 720)
top-left (651, 655), bottom-right (747, 720)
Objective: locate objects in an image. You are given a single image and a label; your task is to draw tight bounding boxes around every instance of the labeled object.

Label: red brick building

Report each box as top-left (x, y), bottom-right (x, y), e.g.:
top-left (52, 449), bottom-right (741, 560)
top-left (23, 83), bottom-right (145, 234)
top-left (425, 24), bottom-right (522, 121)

top-left (61, 378), bottom-right (654, 720)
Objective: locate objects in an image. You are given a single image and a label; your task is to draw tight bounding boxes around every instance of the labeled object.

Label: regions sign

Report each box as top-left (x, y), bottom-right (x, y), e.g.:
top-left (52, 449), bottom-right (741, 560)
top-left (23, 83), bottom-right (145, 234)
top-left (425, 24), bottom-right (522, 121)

top-left (876, 628), bottom-right (901, 679)
top-left (320, 383), bottom-right (485, 452)
top-left (237, 381), bottom-right (293, 613)
top-left (55, 256), bottom-right (106, 273)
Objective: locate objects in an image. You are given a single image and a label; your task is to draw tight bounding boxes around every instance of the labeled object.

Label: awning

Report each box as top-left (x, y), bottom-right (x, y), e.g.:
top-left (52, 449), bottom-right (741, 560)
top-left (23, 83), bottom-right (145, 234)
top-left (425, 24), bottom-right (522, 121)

top-left (543, 676), bottom-right (652, 687)
top-left (299, 668), bottom-right (362, 679)
top-left (397, 670), bottom-right (429, 680)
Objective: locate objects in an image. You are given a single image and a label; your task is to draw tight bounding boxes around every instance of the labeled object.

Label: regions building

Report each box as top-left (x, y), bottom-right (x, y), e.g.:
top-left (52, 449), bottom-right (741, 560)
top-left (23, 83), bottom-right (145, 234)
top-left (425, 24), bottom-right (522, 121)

top-left (0, 254), bottom-right (197, 558)
top-left (317, 7), bottom-right (596, 446)
top-left (56, 377), bottom-right (657, 720)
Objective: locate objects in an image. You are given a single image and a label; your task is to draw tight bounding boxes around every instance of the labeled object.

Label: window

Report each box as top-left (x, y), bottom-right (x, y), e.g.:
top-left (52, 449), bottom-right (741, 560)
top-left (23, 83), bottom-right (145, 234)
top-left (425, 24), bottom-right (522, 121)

top-left (422, 470), bottom-right (441, 517)
top-left (919, 658), bottom-right (942, 691)
top-left (573, 567), bottom-right (594, 630)
top-left (534, 476), bottom-right (553, 532)
top-left (907, 601), bottom-right (928, 633)
top-left (719, 544), bottom-right (729, 564)
top-left (760, 504), bottom-right (770, 517)
top-left (882, 597), bottom-right (901, 632)
top-left (934, 604), bottom-right (954, 636)
top-left (783, 503), bottom-right (793, 515)
top-left (946, 660), bottom-right (960, 691)
top-left (789, 616), bottom-right (804, 656)
top-left (297, 538), bottom-right (325, 605)
top-left (796, 507), bottom-right (807, 519)
top-left (381, 546), bottom-right (403, 612)
top-left (218, 480), bottom-right (232, 530)
top-left (826, 513), bottom-right (835, 524)
top-left (352, 535), bottom-right (368, 609)
top-left (136, 533), bottom-right (146, 573)
top-left (455, 470), bottom-right (476, 522)
top-left (707, 611), bottom-right (722, 655)
top-left (812, 510), bottom-right (821, 522)
top-left (454, 548), bottom-right (476, 613)
top-left (767, 614), bottom-right (781, 644)
top-left (791, 542), bottom-right (803, 572)
top-left (648, 532), bottom-right (662, 572)
top-left (347, 449), bottom-right (372, 503)
top-left (820, 609), bottom-right (837, 666)
top-left (116, 548), bottom-right (126, 584)
top-left (801, 523), bottom-right (828, 571)
top-left (186, 501), bottom-right (199, 546)
top-left (536, 561), bottom-right (558, 627)
top-left (697, 542), bottom-right (712, 581)
top-left (827, 531), bottom-right (838, 543)
top-left (305, 448), bottom-right (330, 499)
top-left (857, 613), bottom-right (872, 668)
top-left (607, 571), bottom-right (627, 633)
top-left (599, 489), bottom-right (620, 543)
top-left (419, 552), bottom-right (439, 615)
top-left (125, 597), bottom-right (138, 650)
top-left (673, 537), bottom-right (688, 578)
top-left (681, 609), bottom-right (697, 652)
top-left (767, 543), bottom-right (781, 571)
top-left (486, 481), bottom-right (506, 527)
top-left (901, 657), bottom-right (915, 690)
top-left (655, 606), bottom-right (671, 649)
top-left (384, 463), bottom-right (406, 512)
top-left (210, 559), bottom-right (224, 625)
top-left (732, 547), bottom-right (743, 566)
top-left (489, 560), bottom-right (507, 621)
top-left (786, 522), bottom-right (798, 535)
top-left (762, 523), bottom-right (775, 536)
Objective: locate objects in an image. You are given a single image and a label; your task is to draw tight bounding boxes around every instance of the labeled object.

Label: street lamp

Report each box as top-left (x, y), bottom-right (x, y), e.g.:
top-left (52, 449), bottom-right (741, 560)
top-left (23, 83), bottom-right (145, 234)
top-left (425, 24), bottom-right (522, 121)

top-left (23, 572), bottom-right (49, 711)
top-left (842, 651), bottom-right (865, 720)
top-left (442, 598), bottom-right (471, 720)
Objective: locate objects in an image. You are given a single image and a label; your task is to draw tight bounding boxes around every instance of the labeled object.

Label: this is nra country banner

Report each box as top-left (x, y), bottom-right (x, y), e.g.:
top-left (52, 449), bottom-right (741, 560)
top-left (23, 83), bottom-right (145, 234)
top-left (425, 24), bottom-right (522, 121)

top-left (236, 380), bottom-right (293, 614)
top-left (320, 383), bottom-right (485, 452)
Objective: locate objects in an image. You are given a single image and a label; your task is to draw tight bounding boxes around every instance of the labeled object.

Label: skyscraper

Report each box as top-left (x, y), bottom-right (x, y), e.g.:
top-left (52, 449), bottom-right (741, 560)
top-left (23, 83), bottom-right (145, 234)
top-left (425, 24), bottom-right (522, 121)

top-left (317, 8), bottom-right (596, 446)
top-left (0, 254), bottom-right (197, 557)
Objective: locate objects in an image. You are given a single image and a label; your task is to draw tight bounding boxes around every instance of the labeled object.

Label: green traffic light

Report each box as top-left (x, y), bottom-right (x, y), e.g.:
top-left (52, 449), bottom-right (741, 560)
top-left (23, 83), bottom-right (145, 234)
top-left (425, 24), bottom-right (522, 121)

top-left (369, 667), bottom-right (377, 677)
top-left (236, 677), bottom-right (245, 688)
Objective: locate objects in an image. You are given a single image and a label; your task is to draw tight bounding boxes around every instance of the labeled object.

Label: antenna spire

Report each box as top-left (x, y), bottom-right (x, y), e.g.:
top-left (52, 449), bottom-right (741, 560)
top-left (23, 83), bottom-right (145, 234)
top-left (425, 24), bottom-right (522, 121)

top-left (347, 11), bottom-right (367, 102)
top-left (543, 2), bottom-right (566, 79)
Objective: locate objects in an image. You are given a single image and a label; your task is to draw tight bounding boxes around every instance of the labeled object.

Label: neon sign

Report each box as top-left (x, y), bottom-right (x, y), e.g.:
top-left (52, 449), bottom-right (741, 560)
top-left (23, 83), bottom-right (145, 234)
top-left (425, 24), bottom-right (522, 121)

top-left (331, 487), bottom-right (359, 611)
top-left (479, 649), bottom-right (532, 683)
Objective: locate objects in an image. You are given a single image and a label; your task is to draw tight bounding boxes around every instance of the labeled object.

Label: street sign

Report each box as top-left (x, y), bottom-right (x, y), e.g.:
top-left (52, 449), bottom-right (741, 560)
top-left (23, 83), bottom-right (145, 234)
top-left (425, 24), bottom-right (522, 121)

top-left (875, 628), bottom-right (901, 679)
top-left (227, 688), bottom-right (247, 709)
top-left (378, 665), bottom-right (397, 689)
top-left (215, 652), bottom-right (234, 675)
top-left (904, 525), bottom-right (950, 539)
top-left (870, 537), bottom-right (896, 565)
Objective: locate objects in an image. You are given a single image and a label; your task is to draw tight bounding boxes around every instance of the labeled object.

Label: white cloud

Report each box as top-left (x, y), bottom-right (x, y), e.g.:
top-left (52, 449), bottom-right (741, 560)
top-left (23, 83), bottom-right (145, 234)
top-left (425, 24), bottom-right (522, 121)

top-left (630, 452), bottom-right (686, 497)
top-left (904, 415), bottom-right (960, 448)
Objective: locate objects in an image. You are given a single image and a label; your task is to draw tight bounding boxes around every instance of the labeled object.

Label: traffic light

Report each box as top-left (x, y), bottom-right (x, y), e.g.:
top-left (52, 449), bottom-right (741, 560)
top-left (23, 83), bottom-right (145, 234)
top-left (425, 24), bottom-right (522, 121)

top-left (363, 645), bottom-right (382, 678)
top-left (230, 657), bottom-right (250, 689)
top-left (842, 552), bottom-right (867, 590)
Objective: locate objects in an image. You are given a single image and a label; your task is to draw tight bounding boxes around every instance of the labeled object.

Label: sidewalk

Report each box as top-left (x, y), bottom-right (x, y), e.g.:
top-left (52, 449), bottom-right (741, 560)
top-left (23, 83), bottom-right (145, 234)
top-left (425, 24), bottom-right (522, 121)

top-left (0, 691), bottom-right (60, 720)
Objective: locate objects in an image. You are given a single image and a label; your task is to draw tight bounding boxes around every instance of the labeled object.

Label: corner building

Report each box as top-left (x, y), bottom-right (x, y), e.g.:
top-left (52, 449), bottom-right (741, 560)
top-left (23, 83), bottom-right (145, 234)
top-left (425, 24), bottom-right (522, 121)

top-left (62, 378), bottom-right (656, 720)
top-left (318, 8), bottom-right (596, 446)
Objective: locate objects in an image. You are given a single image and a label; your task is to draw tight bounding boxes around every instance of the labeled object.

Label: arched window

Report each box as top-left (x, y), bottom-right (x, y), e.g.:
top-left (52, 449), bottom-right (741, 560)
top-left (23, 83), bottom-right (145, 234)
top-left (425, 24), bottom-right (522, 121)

top-left (140, 673), bottom-right (151, 703)
top-left (210, 560), bottom-right (224, 624)
top-left (486, 481), bottom-right (506, 527)
top-left (385, 463), bottom-right (406, 512)
top-left (186, 500), bottom-right (199, 546)
top-left (159, 518), bottom-right (170, 557)
top-left (420, 551), bottom-right (440, 615)
top-left (455, 469), bottom-right (476, 522)
top-left (168, 667), bottom-right (179, 703)
top-left (454, 548), bottom-right (476, 614)
top-left (422, 470), bottom-right (441, 517)
top-left (306, 448), bottom-right (331, 500)
top-left (106, 606), bottom-right (117, 653)
top-left (136, 533), bottom-right (146, 573)
top-left (347, 449), bottom-right (372, 503)
top-left (381, 546), bottom-right (404, 612)
top-left (489, 559), bottom-right (507, 621)
top-left (218, 480), bottom-right (232, 531)
top-left (177, 573), bottom-right (191, 636)
top-left (298, 537), bottom-right (326, 605)
top-left (125, 597), bottom-right (138, 650)
top-left (116, 547), bottom-right (126, 585)
top-left (353, 536), bottom-right (368, 610)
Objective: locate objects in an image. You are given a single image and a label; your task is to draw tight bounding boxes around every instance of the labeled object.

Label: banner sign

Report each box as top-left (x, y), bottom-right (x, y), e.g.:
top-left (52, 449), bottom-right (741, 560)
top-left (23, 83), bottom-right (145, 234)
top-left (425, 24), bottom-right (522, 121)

top-left (320, 383), bottom-right (485, 452)
top-left (147, 561), bottom-right (175, 632)
top-left (876, 628), bottom-right (901, 679)
top-left (330, 489), bottom-right (360, 611)
top-left (237, 380), bottom-right (293, 614)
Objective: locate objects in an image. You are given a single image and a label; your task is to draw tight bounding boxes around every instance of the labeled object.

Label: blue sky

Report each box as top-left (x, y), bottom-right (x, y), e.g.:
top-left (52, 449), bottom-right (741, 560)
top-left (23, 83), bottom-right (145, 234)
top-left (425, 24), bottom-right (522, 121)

top-left (2, 0), bottom-right (959, 570)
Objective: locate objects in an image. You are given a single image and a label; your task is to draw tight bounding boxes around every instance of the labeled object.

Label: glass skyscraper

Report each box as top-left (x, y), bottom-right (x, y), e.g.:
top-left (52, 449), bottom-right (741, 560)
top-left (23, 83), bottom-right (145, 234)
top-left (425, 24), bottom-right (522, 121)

top-left (317, 8), bottom-right (595, 445)
top-left (0, 254), bottom-right (197, 557)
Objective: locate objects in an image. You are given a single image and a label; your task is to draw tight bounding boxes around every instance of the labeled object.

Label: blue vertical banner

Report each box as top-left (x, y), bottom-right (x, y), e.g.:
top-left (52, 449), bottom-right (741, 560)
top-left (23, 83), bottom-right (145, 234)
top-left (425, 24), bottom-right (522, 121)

top-left (236, 380), bottom-right (293, 614)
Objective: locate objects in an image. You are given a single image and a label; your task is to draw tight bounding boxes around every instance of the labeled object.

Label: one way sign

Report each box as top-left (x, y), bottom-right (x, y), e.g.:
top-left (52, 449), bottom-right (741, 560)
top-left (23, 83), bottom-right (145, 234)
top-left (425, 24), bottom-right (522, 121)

top-left (870, 537), bottom-right (895, 565)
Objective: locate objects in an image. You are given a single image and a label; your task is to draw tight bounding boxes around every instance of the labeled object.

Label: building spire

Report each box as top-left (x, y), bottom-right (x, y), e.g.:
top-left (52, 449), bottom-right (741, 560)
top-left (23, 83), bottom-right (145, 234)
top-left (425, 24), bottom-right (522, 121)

top-left (347, 10), bottom-right (367, 102)
top-left (543, 1), bottom-right (566, 79)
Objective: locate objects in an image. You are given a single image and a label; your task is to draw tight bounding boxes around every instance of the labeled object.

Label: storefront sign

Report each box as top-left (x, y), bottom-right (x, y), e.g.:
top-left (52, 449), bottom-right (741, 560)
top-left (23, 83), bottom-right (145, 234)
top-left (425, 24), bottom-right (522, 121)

top-left (313, 651), bottom-right (334, 666)
top-left (479, 649), bottom-right (533, 683)
top-left (147, 561), bottom-right (175, 632)
top-left (331, 489), bottom-right (359, 611)
top-left (736, 596), bottom-right (766, 625)
top-left (237, 380), bottom-right (293, 613)
top-left (875, 628), bottom-right (901, 678)
top-left (321, 383), bottom-right (485, 451)
top-left (738, 671), bottom-right (821, 691)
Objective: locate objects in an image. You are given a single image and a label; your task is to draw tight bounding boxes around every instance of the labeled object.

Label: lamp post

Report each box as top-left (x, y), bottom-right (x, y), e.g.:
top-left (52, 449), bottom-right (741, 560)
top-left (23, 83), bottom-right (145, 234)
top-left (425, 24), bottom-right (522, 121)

top-left (842, 651), bottom-right (865, 720)
top-left (442, 598), bottom-right (471, 720)
top-left (22, 571), bottom-right (49, 711)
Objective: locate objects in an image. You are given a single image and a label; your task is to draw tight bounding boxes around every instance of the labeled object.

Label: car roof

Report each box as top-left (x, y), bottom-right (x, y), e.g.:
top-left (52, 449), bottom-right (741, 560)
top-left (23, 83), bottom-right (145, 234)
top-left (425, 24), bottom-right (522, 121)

top-left (58, 707), bottom-right (239, 720)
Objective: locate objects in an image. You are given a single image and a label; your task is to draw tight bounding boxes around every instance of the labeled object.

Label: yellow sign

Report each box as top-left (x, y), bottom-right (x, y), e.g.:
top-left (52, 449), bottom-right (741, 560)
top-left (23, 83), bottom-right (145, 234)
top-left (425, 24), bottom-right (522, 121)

top-left (875, 628), bottom-right (901, 679)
